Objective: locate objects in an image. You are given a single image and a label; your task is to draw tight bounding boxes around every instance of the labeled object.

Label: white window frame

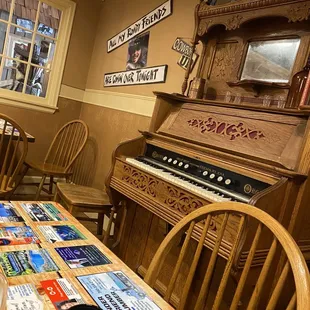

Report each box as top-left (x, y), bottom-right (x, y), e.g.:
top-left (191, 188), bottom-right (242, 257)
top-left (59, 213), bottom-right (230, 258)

top-left (0, 0), bottom-right (76, 113)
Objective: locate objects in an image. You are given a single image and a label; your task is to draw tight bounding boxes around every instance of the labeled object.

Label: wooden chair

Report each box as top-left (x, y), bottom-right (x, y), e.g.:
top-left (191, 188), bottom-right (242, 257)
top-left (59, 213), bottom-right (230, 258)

top-left (54, 138), bottom-right (125, 246)
top-left (22, 120), bottom-right (88, 200)
top-left (144, 202), bottom-right (310, 310)
top-left (0, 114), bottom-right (28, 199)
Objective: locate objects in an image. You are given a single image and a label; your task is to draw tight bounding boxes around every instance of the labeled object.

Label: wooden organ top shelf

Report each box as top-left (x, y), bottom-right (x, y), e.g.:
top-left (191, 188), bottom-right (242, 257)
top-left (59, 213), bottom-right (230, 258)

top-left (107, 0), bottom-right (310, 308)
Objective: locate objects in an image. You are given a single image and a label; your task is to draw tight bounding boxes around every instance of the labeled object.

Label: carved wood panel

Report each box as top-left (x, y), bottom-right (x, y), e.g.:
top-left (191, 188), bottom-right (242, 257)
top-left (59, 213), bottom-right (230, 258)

top-left (158, 106), bottom-right (307, 170)
top-left (210, 42), bottom-right (240, 81)
top-left (112, 159), bottom-right (240, 247)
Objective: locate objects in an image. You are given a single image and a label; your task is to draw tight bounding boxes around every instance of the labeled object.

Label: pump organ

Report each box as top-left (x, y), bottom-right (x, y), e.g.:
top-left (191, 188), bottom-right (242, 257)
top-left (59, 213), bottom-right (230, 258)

top-left (107, 0), bottom-right (310, 305)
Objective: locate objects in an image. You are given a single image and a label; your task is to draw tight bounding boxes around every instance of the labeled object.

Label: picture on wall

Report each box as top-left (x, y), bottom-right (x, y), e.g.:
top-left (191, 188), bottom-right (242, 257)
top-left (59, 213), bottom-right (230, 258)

top-left (126, 32), bottom-right (150, 71)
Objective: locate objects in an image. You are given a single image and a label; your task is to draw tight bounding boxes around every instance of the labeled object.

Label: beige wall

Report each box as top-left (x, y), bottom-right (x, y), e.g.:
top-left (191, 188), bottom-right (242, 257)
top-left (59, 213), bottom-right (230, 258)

top-left (86, 0), bottom-right (200, 96)
top-left (80, 0), bottom-right (208, 188)
top-left (63, 0), bottom-right (102, 90)
top-left (79, 104), bottom-right (150, 189)
top-left (0, 0), bottom-right (102, 165)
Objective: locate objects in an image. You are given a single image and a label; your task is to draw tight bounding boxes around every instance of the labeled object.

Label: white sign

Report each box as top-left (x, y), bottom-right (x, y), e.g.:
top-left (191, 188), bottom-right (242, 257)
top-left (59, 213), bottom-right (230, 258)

top-left (107, 0), bottom-right (172, 53)
top-left (104, 65), bottom-right (168, 87)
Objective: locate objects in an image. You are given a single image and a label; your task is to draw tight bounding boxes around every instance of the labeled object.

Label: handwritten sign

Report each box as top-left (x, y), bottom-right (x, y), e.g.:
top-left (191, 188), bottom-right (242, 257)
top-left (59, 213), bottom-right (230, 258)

top-left (172, 37), bottom-right (194, 57)
top-left (104, 65), bottom-right (168, 87)
top-left (107, 0), bottom-right (172, 53)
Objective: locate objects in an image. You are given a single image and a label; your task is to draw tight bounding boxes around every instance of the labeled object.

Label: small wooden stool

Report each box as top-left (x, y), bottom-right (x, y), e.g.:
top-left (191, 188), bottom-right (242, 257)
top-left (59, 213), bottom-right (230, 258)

top-left (54, 183), bottom-right (118, 245)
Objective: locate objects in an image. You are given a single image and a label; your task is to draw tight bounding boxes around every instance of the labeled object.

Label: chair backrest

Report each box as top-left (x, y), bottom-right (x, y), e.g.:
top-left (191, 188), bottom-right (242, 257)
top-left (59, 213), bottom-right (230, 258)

top-left (70, 137), bottom-right (98, 186)
top-left (144, 202), bottom-right (310, 310)
top-left (0, 113), bottom-right (28, 196)
top-left (44, 120), bottom-right (89, 173)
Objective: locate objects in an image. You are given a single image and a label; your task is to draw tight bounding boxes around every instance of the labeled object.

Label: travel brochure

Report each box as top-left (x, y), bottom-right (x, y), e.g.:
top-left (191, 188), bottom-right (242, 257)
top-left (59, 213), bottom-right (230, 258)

top-left (77, 271), bottom-right (161, 310)
top-left (20, 202), bottom-right (68, 222)
top-left (0, 226), bottom-right (39, 246)
top-left (55, 245), bottom-right (111, 269)
top-left (7, 283), bottom-right (43, 310)
top-left (0, 249), bottom-right (58, 277)
top-left (0, 203), bottom-right (24, 222)
top-left (41, 278), bottom-right (84, 310)
top-left (39, 225), bottom-right (86, 243)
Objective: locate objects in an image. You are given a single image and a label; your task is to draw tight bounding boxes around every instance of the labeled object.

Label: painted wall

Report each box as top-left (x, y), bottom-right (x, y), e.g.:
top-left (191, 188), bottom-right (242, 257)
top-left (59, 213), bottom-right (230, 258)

top-left (80, 0), bottom-right (210, 188)
top-left (0, 0), bottom-right (102, 164)
top-left (86, 0), bottom-right (200, 96)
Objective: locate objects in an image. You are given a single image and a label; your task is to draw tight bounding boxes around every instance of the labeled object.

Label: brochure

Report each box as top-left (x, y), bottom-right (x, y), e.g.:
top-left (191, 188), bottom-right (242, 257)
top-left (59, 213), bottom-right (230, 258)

top-left (7, 283), bottom-right (44, 310)
top-left (0, 203), bottom-right (24, 222)
top-left (77, 271), bottom-right (161, 310)
top-left (20, 202), bottom-right (67, 222)
top-left (0, 226), bottom-right (40, 245)
top-left (55, 245), bottom-right (111, 269)
top-left (0, 249), bottom-right (59, 277)
top-left (39, 225), bottom-right (86, 243)
top-left (41, 278), bottom-right (84, 310)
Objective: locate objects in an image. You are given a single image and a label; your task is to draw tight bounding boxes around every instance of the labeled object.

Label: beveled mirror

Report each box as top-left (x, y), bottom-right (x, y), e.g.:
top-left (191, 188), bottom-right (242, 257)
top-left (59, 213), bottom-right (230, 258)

top-left (240, 38), bottom-right (301, 83)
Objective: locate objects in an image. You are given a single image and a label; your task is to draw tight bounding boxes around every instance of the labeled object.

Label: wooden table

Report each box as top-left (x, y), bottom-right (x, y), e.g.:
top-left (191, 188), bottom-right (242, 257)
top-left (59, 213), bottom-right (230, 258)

top-left (0, 201), bottom-right (173, 309)
top-left (0, 121), bottom-right (35, 142)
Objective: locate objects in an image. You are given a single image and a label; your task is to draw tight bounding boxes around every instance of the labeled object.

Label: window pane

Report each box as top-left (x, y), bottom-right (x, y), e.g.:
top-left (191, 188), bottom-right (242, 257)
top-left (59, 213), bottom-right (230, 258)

top-left (38, 3), bottom-right (61, 38)
top-left (26, 66), bottom-right (50, 97)
top-left (13, 0), bottom-right (38, 26)
top-left (0, 21), bottom-right (8, 54)
top-left (33, 35), bottom-right (55, 68)
top-left (0, 0), bottom-right (12, 21)
top-left (0, 59), bottom-right (27, 92)
top-left (6, 26), bottom-right (32, 62)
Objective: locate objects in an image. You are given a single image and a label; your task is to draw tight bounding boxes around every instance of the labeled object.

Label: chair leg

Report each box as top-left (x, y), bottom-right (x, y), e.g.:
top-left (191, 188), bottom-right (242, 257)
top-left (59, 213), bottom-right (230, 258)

top-left (8, 164), bottom-right (29, 199)
top-left (35, 175), bottom-right (47, 200)
top-left (49, 176), bottom-right (54, 195)
top-left (103, 205), bottom-right (116, 246)
top-left (112, 201), bottom-right (127, 249)
top-left (54, 187), bottom-right (60, 202)
top-left (97, 213), bottom-right (104, 236)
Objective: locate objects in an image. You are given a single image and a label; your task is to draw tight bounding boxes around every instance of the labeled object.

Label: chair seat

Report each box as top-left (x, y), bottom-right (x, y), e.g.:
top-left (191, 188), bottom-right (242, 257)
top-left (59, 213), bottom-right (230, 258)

top-left (56, 183), bottom-right (111, 207)
top-left (25, 160), bottom-right (72, 177)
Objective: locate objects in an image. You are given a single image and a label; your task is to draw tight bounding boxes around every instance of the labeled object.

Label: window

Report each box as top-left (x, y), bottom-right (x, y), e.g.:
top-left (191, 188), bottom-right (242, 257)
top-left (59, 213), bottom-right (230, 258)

top-left (0, 0), bottom-right (75, 112)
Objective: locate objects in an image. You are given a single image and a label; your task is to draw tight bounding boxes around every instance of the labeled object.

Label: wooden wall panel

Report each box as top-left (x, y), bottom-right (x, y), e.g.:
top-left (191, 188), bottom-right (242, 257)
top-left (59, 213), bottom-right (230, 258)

top-left (79, 103), bottom-right (151, 189)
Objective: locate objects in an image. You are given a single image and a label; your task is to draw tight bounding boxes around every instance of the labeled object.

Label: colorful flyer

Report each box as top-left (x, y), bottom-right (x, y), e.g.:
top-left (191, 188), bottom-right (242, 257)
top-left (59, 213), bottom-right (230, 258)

top-left (0, 203), bottom-right (24, 222)
top-left (39, 225), bottom-right (86, 243)
top-left (20, 202), bottom-right (67, 222)
top-left (0, 226), bottom-right (40, 245)
top-left (41, 278), bottom-right (84, 309)
top-left (55, 245), bottom-right (111, 269)
top-left (7, 283), bottom-right (44, 310)
top-left (0, 249), bottom-right (59, 277)
top-left (77, 271), bottom-right (161, 310)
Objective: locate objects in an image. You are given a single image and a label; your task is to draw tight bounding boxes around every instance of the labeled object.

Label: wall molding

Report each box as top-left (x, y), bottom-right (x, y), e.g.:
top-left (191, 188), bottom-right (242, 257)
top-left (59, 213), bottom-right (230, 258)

top-left (59, 85), bottom-right (156, 117)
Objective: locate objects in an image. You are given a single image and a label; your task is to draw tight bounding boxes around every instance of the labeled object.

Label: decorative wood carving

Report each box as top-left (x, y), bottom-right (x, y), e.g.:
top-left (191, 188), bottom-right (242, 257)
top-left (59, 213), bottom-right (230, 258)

top-left (288, 2), bottom-right (310, 22)
top-left (196, 0), bottom-right (310, 37)
top-left (187, 118), bottom-right (266, 141)
top-left (210, 42), bottom-right (239, 81)
top-left (122, 163), bottom-right (205, 215)
top-left (226, 15), bottom-right (243, 31)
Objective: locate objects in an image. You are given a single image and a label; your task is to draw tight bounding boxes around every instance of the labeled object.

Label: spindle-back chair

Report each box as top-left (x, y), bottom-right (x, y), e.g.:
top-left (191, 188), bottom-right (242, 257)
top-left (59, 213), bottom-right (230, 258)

top-left (22, 120), bottom-right (88, 200)
top-left (0, 114), bottom-right (28, 198)
top-left (144, 202), bottom-right (310, 310)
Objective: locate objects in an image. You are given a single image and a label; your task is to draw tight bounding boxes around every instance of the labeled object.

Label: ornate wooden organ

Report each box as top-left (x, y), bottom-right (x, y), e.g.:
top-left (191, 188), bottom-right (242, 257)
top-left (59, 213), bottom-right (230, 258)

top-left (107, 0), bottom-right (310, 307)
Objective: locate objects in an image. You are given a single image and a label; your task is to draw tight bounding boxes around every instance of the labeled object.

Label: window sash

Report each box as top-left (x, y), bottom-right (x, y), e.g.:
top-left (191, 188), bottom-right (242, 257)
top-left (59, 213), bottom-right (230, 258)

top-left (0, 0), bottom-right (75, 112)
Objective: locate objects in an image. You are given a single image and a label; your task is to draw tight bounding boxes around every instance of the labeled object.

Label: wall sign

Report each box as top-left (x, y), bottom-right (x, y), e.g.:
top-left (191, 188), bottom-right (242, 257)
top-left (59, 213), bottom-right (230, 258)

top-left (178, 53), bottom-right (199, 72)
top-left (104, 65), bottom-right (168, 87)
top-left (172, 37), bottom-right (194, 57)
top-left (107, 0), bottom-right (172, 53)
top-left (172, 37), bottom-right (199, 72)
